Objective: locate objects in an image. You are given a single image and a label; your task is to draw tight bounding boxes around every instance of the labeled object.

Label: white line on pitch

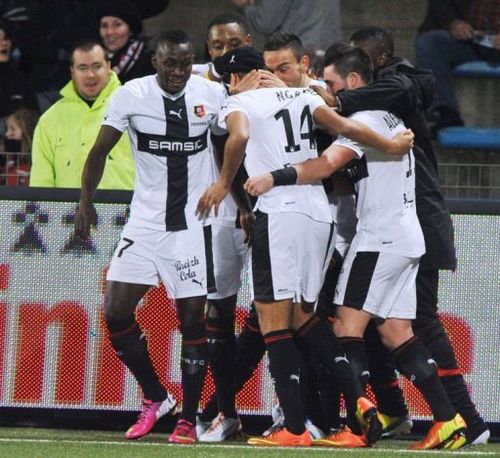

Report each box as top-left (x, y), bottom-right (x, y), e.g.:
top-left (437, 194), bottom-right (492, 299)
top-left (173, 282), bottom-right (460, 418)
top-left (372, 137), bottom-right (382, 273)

top-left (0, 437), bottom-right (496, 455)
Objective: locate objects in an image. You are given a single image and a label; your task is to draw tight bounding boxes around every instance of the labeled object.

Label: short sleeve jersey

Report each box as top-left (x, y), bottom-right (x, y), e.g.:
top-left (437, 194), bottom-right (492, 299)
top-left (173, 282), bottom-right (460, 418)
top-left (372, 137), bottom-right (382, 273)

top-left (194, 62), bottom-right (239, 227)
top-left (219, 87), bottom-right (331, 224)
top-left (334, 110), bottom-right (425, 257)
top-left (103, 74), bottom-right (226, 231)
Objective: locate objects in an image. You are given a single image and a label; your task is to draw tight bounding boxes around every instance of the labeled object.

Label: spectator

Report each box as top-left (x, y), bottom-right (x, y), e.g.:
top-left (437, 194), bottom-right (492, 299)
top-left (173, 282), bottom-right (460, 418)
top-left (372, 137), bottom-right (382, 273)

top-left (0, 19), bottom-right (38, 120)
top-left (30, 40), bottom-right (134, 189)
top-left (4, 1), bottom-right (168, 112)
top-left (2, 107), bottom-right (38, 186)
top-left (231, 0), bottom-right (342, 52)
top-left (415, 0), bottom-right (500, 134)
top-left (99, 0), bottom-right (155, 84)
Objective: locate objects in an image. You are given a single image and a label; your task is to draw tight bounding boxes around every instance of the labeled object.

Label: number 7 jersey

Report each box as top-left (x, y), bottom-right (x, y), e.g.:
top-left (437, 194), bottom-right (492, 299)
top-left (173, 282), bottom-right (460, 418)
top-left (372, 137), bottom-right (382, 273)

top-left (219, 87), bottom-right (332, 224)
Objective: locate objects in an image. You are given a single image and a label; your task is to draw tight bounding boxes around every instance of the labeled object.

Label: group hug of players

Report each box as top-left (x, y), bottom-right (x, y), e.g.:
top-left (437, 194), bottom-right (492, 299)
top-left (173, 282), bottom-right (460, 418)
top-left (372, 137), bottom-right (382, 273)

top-left (75, 12), bottom-right (489, 449)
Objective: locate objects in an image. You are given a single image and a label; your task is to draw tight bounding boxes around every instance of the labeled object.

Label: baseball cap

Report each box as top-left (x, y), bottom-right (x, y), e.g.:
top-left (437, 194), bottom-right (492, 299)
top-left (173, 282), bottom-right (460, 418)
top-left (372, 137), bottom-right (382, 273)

top-left (213, 46), bottom-right (264, 76)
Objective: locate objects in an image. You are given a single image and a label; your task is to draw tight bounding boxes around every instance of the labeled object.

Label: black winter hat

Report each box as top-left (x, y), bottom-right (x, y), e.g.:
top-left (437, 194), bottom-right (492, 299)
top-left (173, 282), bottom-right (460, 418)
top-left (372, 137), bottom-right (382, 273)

top-left (213, 46), bottom-right (264, 76)
top-left (0, 19), bottom-right (13, 39)
top-left (99, 0), bottom-right (143, 36)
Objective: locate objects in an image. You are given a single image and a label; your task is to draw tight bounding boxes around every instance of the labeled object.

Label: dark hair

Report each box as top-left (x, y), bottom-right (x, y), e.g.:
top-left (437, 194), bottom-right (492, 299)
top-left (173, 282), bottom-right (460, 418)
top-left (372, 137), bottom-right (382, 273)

top-left (324, 42), bottom-right (354, 67)
top-left (0, 19), bottom-right (13, 40)
top-left (207, 13), bottom-right (249, 37)
top-left (153, 29), bottom-right (191, 53)
top-left (8, 108), bottom-right (40, 152)
top-left (70, 40), bottom-right (108, 66)
top-left (350, 26), bottom-right (394, 59)
top-left (264, 32), bottom-right (305, 60)
top-left (323, 42), bottom-right (373, 84)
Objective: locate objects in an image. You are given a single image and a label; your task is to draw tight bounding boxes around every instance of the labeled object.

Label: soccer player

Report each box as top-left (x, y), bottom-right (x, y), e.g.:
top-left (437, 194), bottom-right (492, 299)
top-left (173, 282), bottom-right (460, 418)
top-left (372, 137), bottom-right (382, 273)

top-left (346, 27), bottom-right (489, 446)
top-left (198, 32), bottom-right (355, 441)
top-left (190, 13), bottom-right (256, 442)
top-left (75, 29), bottom-right (227, 444)
top-left (197, 46), bottom-right (413, 447)
top-left (245, 44), bottom-right (467, 451)
top-left (192, 12), bottom-right (252, 82)
top-left (262, 32), bottom-right (324, 89)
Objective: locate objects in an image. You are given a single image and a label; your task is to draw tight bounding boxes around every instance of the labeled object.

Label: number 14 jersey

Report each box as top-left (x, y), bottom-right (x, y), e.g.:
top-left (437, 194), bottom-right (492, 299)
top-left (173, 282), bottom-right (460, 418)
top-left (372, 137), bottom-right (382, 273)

top-left (219, 87), bottom-right (331, 224)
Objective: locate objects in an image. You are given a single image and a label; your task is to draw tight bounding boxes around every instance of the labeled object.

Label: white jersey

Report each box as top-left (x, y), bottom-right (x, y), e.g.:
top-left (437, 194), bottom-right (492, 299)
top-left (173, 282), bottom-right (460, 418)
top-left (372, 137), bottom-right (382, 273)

top-left (219, 87), bottom-right (332, 224)
top-left (194, 62), bottom-right (239, 227)
top-left (103, 74), bottom-right (226, 231)
top-left (192, 62), bottom-right (212, 79)
top-left (334, 110), bottom-right (425, 257)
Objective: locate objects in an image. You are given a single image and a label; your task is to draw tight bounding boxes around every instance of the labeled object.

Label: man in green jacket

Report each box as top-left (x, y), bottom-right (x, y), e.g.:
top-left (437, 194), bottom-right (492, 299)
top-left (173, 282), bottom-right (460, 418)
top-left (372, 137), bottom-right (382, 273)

top-left (30, 40), bottom-right (135, 189)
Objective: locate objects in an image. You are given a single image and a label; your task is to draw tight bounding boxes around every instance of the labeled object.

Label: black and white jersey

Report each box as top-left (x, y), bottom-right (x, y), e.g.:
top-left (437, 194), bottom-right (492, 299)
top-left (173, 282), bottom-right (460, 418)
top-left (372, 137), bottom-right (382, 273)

top-left (193, 62), bottom-right (238, 227)
top-left (334, 110), bottom-right (425, 257)
top-left (104, 74), bottom-right (226, 231)
top-left (220, 87), bottom-right (331, 224)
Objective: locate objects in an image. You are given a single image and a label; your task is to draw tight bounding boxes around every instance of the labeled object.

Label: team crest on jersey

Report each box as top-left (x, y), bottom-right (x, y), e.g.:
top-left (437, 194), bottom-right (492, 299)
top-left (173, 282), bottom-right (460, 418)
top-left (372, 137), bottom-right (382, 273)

top-left (194, 105), bottom-right (206, 118)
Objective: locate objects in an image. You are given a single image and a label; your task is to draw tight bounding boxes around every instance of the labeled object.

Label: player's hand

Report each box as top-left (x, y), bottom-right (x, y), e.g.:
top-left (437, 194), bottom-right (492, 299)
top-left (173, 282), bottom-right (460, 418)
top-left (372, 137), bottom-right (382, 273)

top-left (196, 180), bottom-right (230, 218)
top-left (231, 70), bottom-right (261, 95)
top-left (391, 129), bottom-right (414, 154)
top-left (75, 200), bottom-right (97, 240)
top-left (244, 173), bottom-right (274, 196)
top-left (311, 85), bottom-right (337, 108)
top-left (239, 210), bottom-right (255, 246)
top-left (449, 19), bottom-right (475, 40)
top-left (257, 70), bottom-right (287, 88)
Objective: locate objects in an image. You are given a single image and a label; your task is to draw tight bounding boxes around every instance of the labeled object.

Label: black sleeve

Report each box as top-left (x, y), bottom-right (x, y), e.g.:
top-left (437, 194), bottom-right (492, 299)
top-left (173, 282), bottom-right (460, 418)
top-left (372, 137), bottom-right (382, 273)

top-left (336, 75), bottom-right (418, 118)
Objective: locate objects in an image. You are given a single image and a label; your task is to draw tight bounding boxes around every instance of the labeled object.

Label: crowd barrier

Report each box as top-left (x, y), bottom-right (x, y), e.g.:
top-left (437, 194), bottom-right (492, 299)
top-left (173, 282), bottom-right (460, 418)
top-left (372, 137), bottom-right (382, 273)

top-left (0, 188), bottom-right (499, 427)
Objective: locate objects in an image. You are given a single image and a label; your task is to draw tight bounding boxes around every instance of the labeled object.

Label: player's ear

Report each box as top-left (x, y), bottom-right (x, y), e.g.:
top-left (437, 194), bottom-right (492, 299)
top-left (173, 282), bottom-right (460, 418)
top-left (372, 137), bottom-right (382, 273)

top-left (152, 55), bottom-right (158, 71)
top-left (300, 54), bottom-right (311, 71)
top-left (347, 72), bottom-right (360, 88)
top-left (245, 33), bottom-right (253, 46)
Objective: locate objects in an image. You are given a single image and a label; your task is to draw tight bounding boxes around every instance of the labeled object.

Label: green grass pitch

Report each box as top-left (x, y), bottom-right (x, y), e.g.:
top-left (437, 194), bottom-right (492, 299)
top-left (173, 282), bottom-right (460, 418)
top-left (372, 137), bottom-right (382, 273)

top-left (0, 428), bottom-right (498, 458)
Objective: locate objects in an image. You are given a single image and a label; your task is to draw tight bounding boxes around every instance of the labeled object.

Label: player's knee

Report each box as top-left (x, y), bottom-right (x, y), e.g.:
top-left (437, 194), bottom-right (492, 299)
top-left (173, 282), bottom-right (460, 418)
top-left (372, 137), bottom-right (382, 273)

top-left (177, 298), bottom-right (206, 327)
top-left (333, 316), bottom-right (363, 338)
top-left (207, 297), bottom-right (236, 319)
top-left (104, 312), bottom-right (135, 333)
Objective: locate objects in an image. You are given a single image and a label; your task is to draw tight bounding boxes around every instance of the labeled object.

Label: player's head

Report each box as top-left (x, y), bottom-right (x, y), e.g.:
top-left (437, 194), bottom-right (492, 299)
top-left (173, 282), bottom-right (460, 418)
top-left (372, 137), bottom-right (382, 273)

top-left (206, 13), bottom-right (252, 62)
top-left (349, 26), bottom-right (394, 70)
top-left (323, 42), bottom-right (373, 94)
top-left (70, 40), bottom-right (111, 100)
top-left (213, 46), bottom-right (264, 85)
top-left (263, 32), bottom-right (309, 87)
top-left (153, 29), bottom-right (194, 94)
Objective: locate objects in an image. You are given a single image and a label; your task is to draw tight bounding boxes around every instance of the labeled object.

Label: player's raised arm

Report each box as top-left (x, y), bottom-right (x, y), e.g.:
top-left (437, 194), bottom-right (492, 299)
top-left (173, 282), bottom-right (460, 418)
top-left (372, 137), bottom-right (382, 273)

top-left (313, 105), bottom-right (414, 155)
top-left (197, 111), bottom-right (249, 217)
top-left (75, 125), bottom-right (122, 239)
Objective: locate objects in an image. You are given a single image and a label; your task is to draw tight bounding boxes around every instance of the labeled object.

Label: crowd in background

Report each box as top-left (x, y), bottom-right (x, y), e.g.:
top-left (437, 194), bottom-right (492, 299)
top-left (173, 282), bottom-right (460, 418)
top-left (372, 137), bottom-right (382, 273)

top-left (0, 0), bottom-right (499, 187)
